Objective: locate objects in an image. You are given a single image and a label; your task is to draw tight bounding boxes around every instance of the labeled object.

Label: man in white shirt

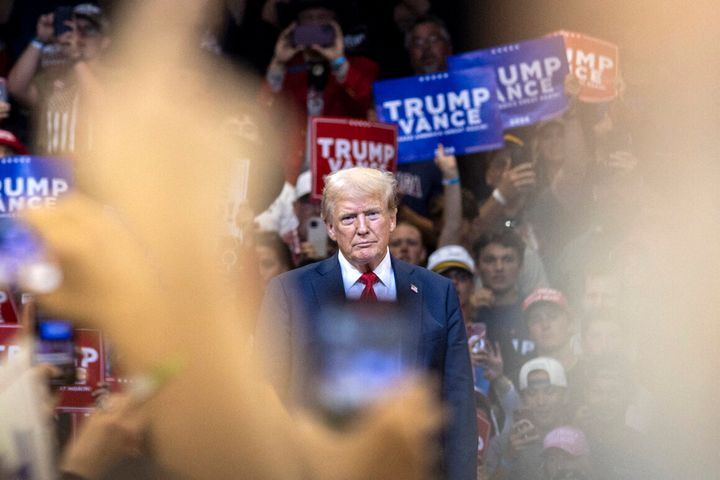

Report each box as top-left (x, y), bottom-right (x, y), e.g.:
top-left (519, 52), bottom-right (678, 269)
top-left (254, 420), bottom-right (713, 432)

top-left (256, 166), bottom-right (476, 480)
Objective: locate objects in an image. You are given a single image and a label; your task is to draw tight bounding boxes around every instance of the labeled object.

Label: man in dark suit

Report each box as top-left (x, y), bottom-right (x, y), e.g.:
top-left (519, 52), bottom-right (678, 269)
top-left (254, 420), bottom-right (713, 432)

top-left (256, 167), bottom-right (476, 480)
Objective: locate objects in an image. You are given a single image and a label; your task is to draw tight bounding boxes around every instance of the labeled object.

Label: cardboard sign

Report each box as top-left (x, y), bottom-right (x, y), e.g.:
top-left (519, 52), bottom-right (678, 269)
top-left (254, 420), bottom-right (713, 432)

top-left (310, 117), bottom-right (398, 199)
top-left (551, 30), bottom-right (619, 102)
top-left (449, 36), bottom-right (569, 129)
top-left (373, 68), bottom-right (504, 164)
top-left (0, 324), bottom-right (107, 413)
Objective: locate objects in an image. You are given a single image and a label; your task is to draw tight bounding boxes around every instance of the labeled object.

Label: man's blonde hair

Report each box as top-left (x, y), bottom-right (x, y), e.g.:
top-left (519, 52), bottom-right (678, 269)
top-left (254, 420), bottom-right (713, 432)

top-left (321, 167), bottom-right (398, 221)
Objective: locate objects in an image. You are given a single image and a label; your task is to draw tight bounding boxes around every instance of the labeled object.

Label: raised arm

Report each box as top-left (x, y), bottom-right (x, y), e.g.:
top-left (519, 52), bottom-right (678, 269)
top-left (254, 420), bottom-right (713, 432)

top-left (435, 144), bottom-right (462, 247)
top-left (8, 13), bottom-right (54, 106)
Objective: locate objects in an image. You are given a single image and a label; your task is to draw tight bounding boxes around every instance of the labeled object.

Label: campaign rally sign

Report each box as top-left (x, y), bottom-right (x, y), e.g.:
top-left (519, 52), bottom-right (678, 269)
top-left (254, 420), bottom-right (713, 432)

top-left (0, 156), bottom-right (71, 217)
top-left (0, 324), bottom-right (107, 413)
top-left (56, 328), bottom-right (105, 413)
top-left (448, 36), bottom-right (569, 129)
top-left (0, 323), bottom-right (21, 361)
top-left (0, 290), bottom-right (18, 323)
top-left (551, 30), bottom-right (619, 102)
top-left (310, 117), bottom-right (398, 199)
top-left (373, 68), bottom-right (504, 164)
top-left (0, 156), bottom-right (72, 286)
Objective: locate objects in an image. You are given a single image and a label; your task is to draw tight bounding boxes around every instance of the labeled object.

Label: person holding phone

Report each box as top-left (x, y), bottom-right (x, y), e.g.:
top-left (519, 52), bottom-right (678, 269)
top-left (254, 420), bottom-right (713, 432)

top-left (260, 0), bottom-right (379, 184)
top-left (7, 3), bottom-right (111, 158)
top-left (486, 357), bottom-right (571, 480)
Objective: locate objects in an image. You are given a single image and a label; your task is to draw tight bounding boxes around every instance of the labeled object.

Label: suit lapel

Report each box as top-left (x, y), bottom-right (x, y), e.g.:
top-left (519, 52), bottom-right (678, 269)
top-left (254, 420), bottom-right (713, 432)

top-left (393, 256), bottom-right (423, 317)
top-left (312, 255), bottom-right (346, 306)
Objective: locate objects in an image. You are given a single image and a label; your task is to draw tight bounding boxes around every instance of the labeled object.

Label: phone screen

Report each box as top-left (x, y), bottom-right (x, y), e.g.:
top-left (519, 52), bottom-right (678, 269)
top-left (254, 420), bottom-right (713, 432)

top-left (54, 6), bottom-right (74, 37)
top-left (306, 216), bottom-right (328, 259)
top-left (292, 24), bottom-right (335, 48)
top-left (34, 318), bottom-right (76, 386)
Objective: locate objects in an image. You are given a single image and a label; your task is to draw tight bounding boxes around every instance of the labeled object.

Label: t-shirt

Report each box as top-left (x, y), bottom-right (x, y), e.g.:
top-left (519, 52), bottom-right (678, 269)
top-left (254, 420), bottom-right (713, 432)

top-left (474, 302), bottom-right (534, 377)
top-left (396, 159), bottom-right (443, 217)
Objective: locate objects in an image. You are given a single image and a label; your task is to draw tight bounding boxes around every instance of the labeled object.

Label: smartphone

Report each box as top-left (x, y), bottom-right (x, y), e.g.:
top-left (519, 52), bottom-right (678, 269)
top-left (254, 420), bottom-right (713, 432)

top-left (512, 409), bottom-right (540, 443)
top-left (53, 6), bottom-right (74, 37)
top-left (467, 322), bottom-right (487, 354)
top-left (292, 24), bottom-right (335, 48)
top-left (306, 216), bottom-right (328, 258)
top-left (0, 79), bottom-right (7, 103)
top-left (34, 317), bottom-right (76, 386)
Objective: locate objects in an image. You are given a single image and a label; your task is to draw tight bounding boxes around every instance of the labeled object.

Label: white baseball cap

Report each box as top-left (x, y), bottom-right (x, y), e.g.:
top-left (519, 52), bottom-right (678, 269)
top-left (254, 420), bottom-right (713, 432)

top-left (519, 356), bottom-right (567, 390)
top-left (295, 170), bottom-right (312, 200)
top-left (426, 245), bottom-right (475, 274)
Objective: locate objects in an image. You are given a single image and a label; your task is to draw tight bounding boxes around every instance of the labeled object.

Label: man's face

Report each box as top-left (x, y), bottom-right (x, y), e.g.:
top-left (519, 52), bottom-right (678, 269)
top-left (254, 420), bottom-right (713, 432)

top-left (297, 7), bottom-right (335, 26)
top-left (583, 273), bottom-right (620, 311)
top-left (537, 123), bottom-right (565, 168)
top-left (583, 320), bottom-right (624, 357)
top-left (477, 243), bottom-right (521, 295)
top-left (75, 18), bottom-right (109, 60)
top-left (484, 151), bottom-right (511, 188)
top-left (326, 192), bottom-right (396, 271)
top-left (543, 450), bottom-right (592, 480)
top-left (255, 244), bottom-right (289, 287)
top-left (583, 374), bottom-right (628, 425)
top-left (443, 268), bottom-right (474, 309)
top-left (0, 145), bottom-right (16, 158)
top-left (389, 223), bottom-right (425, 265)
top-left (527, 303), bottom-right (573, 353)
top-left (522, 370), bottom-right (567, 429)
top-left (407, 22), bottom-right (451, 74)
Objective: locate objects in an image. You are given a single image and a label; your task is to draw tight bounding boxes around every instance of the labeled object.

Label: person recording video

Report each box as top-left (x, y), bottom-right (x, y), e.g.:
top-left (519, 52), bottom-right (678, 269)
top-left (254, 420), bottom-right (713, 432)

top-left (7, 3), bottom-right (111, 158)
top-left (260, 0), bottom-right (378, 184)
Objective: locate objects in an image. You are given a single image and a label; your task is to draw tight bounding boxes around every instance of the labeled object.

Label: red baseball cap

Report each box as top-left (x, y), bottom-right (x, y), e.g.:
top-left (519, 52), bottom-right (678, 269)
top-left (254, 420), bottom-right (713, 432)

top-left (522, 288), bottom-right (568, 313)
top-left (0, 130), bottom-right (28, 155)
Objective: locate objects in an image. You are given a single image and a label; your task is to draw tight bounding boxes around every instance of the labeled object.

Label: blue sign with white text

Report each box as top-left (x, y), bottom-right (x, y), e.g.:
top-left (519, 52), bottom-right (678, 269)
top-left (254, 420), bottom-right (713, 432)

top-left (373, 68), bottom-right (504, 164)
top-left (0, 156), bottom-right (72, 217)
top-left (0, 156), bottom-right (72, 284)
top-left (448, 36), bottom-right (569, 129)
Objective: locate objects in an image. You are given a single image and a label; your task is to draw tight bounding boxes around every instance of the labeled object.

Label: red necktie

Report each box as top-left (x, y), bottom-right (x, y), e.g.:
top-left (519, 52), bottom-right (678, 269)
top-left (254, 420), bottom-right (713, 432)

top-left (358, 271), bottom-right (379, 301)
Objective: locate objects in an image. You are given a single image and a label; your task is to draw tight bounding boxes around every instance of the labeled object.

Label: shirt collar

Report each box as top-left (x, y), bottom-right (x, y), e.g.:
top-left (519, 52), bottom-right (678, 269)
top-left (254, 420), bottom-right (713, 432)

top-left (338, 248), bottom-right (393, 286)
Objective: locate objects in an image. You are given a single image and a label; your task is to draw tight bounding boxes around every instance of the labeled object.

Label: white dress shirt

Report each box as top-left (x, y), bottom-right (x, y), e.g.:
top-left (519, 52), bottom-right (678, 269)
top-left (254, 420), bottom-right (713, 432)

top-left (338, 249), bottom-right (397, 301)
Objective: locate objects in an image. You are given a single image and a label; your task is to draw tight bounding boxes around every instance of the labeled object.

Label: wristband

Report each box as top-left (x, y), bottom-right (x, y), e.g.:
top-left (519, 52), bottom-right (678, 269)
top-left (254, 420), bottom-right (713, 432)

top-left (442, 177), bottom-right (460, 186)
top-left (332, 56), bottom-right (347, 68)
top-left (492, 188), bottom-right (508, 206)
top-left (30, 38), bottom-right (46, 50)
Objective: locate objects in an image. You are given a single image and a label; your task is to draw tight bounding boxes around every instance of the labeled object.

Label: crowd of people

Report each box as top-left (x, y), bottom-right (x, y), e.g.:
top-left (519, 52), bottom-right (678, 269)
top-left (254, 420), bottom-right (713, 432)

top-left (0, 1), bottom-right (668, 479)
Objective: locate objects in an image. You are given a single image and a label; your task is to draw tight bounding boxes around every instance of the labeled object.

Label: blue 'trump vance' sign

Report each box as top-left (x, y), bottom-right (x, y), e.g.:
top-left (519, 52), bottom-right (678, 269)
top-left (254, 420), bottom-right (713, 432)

top-left (373, 67), bottom-right (504, 164)
top-left (448, 36), bottom-right (569, 129)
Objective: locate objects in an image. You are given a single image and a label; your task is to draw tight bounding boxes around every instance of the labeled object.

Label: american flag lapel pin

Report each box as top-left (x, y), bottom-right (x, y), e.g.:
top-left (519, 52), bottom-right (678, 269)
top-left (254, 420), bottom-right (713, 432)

top-left (410, 284), bottom-right (418, 294)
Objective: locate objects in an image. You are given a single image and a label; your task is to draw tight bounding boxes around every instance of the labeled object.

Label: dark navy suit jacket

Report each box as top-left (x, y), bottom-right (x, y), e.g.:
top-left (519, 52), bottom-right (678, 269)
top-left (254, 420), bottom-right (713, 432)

top-left (256, 254), bottom-right (477, 480)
